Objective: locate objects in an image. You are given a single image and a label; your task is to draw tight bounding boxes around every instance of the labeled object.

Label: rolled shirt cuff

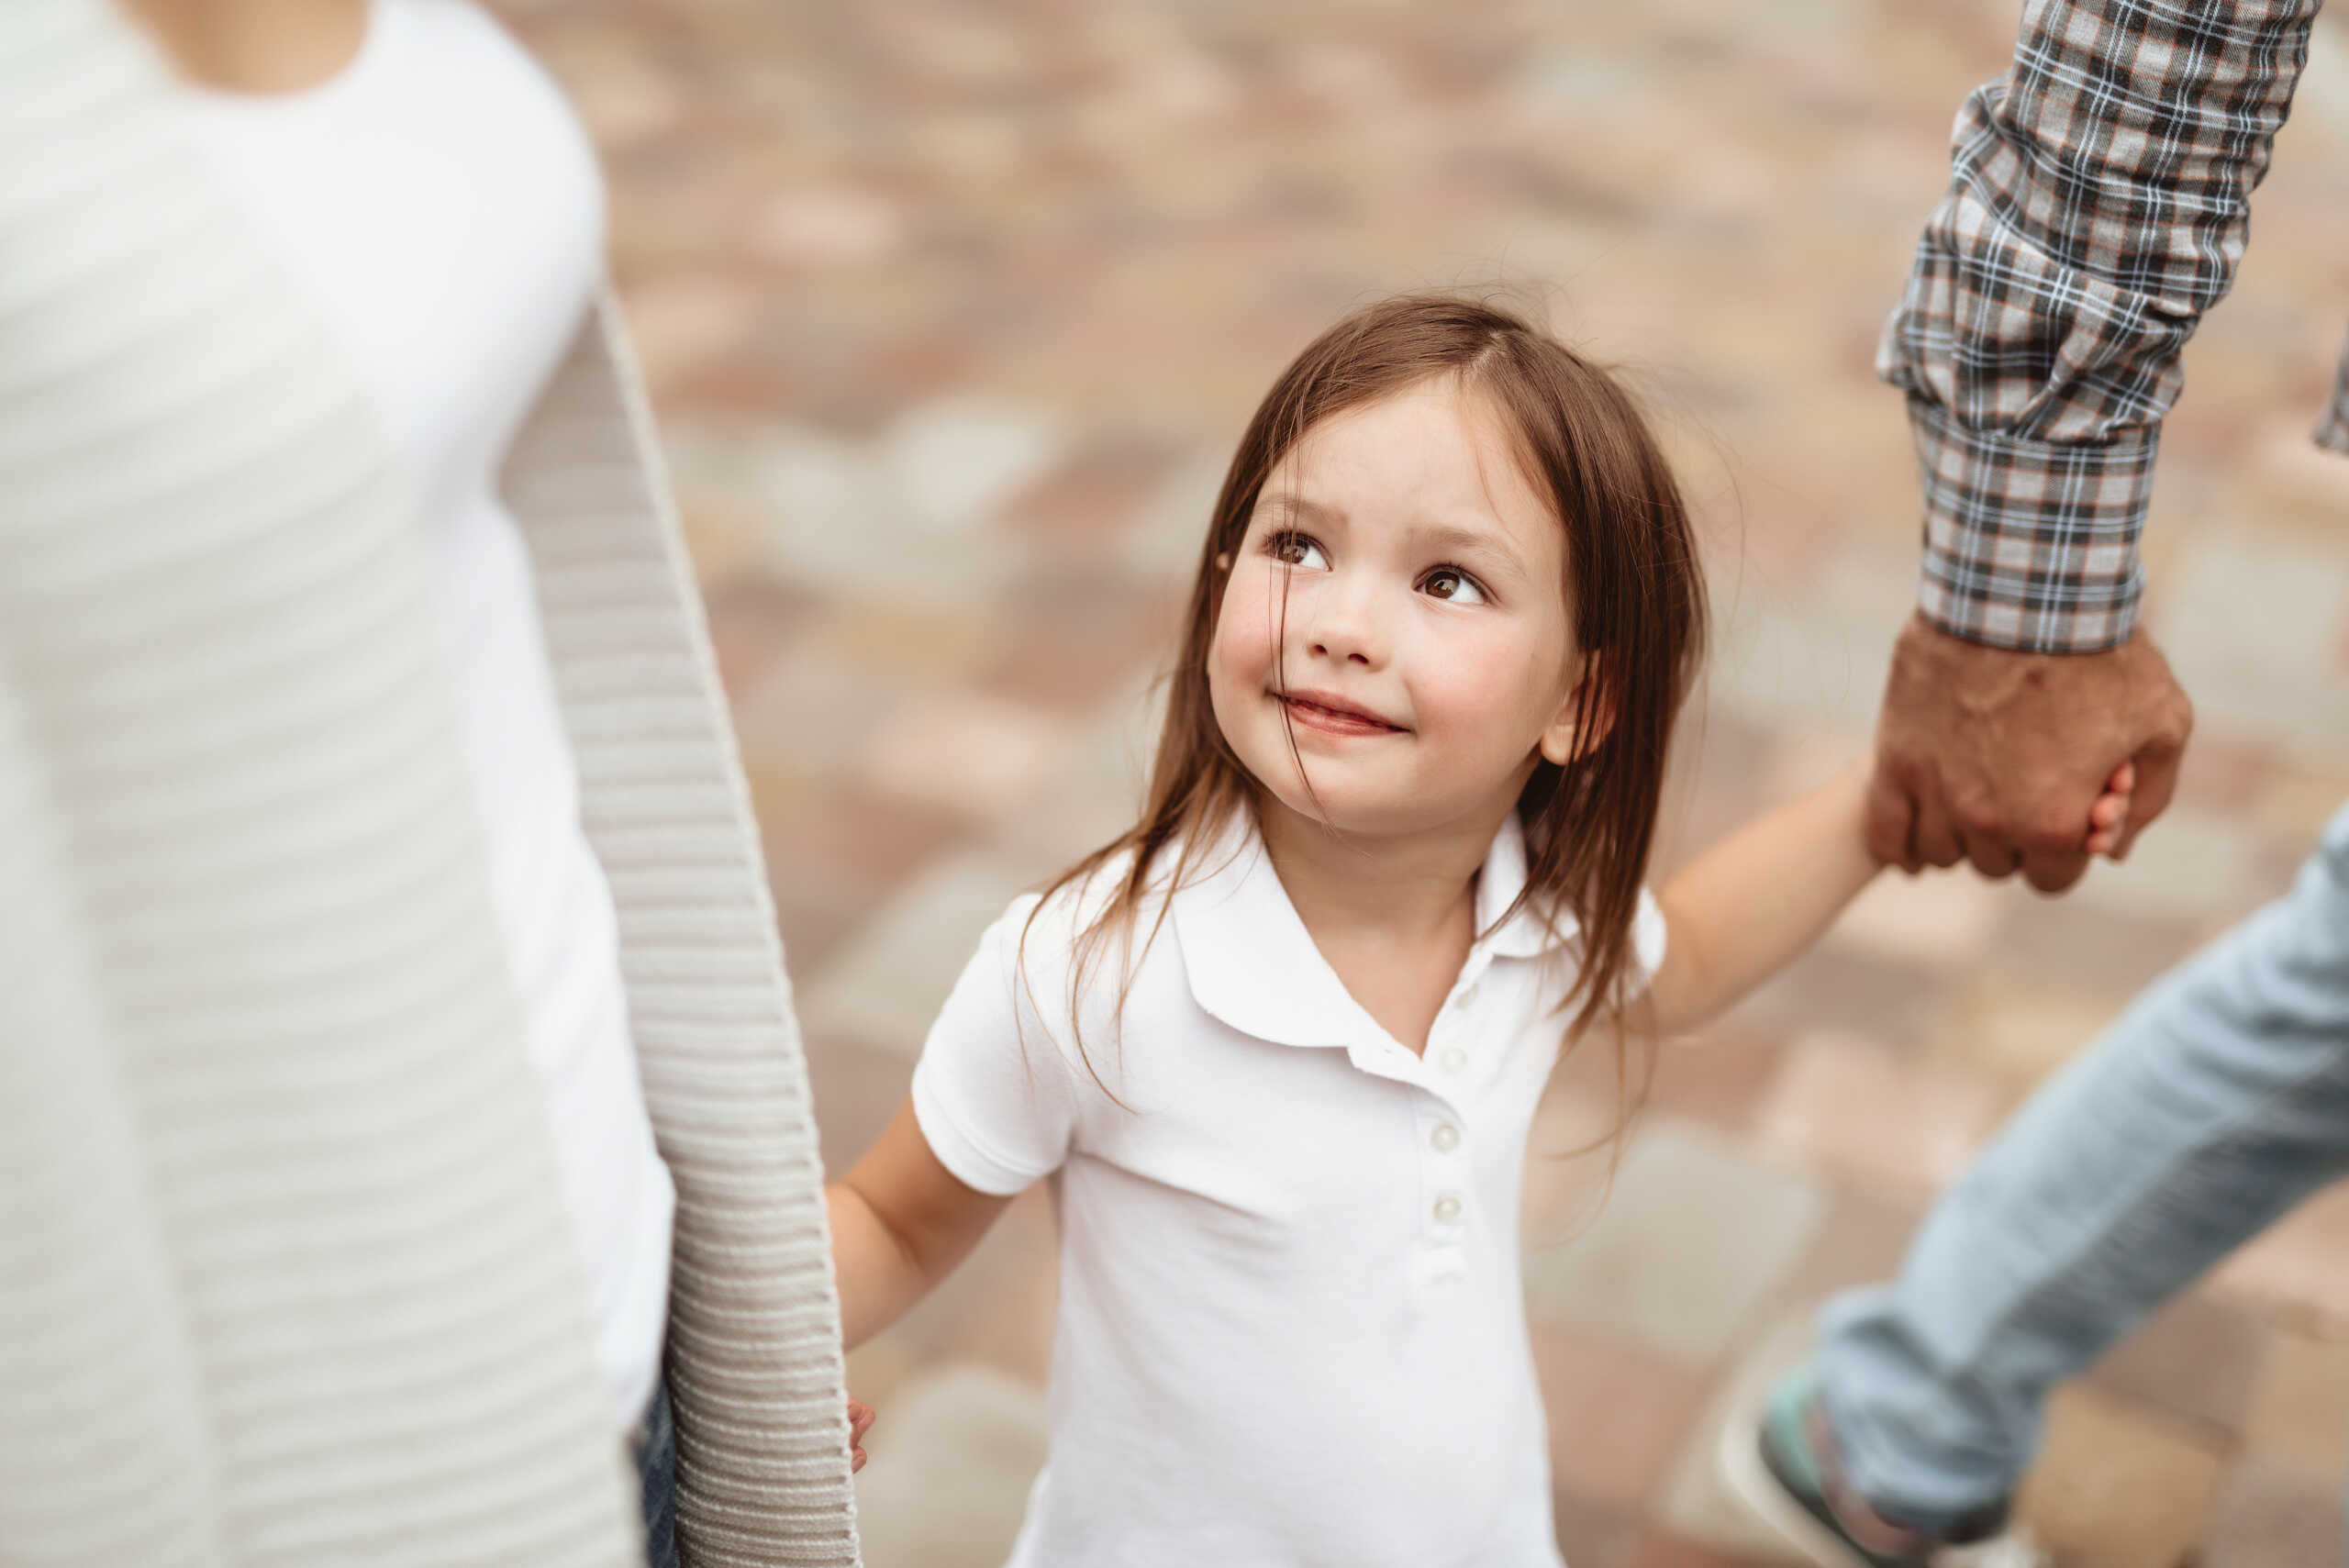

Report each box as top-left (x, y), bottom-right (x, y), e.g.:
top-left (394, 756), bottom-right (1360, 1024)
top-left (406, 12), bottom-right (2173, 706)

top-left (1909, 395), bottom-right (2154, 655)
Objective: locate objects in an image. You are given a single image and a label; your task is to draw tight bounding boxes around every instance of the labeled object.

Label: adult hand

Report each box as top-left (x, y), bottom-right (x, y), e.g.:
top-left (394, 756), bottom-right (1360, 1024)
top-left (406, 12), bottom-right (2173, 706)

top-left (1866, 613), bottom-right (2193, 892)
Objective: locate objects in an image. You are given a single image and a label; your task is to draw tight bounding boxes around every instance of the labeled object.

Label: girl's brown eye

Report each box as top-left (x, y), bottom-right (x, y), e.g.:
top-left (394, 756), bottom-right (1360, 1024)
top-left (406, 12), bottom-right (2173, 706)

top-left (1421, 568), bottom-right (1487, 605)
top-left (1266, 531), bottom-right (1328, 570)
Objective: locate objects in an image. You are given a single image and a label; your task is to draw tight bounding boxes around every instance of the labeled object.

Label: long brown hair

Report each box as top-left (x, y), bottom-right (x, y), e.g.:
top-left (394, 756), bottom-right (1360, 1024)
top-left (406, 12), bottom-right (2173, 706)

top-left (1023, 294), bottom-right (1706, 1106)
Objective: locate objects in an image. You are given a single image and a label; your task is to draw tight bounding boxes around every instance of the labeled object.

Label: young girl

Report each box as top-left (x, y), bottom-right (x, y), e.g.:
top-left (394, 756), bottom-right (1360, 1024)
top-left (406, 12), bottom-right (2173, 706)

top-left (825, 295), bottom-right (2128, 1563)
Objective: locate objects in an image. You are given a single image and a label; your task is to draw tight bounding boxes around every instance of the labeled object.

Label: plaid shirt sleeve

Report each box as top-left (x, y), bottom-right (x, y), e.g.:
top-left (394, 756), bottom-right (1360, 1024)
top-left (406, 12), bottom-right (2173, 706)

top-left (1882, 0), bottom-right (2321, 653)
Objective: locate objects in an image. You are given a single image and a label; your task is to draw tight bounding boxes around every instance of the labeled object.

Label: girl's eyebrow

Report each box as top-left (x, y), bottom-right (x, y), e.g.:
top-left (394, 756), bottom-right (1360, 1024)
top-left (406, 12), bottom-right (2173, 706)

top-left (1261, 495), bottom-right (1342, 527)
top-left (1412, 520), bottom-right (1519, 564)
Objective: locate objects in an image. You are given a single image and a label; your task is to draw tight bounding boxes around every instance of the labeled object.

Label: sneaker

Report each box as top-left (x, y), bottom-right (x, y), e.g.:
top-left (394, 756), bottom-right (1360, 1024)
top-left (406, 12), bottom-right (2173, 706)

top-left (1716, 1367), bottom-right (2050, 1568)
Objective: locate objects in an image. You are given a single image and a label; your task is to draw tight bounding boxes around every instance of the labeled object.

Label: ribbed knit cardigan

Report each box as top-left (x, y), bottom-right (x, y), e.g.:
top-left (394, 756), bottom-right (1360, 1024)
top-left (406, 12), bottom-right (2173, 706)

top-left (0, 6), bottom-right (860, 1564)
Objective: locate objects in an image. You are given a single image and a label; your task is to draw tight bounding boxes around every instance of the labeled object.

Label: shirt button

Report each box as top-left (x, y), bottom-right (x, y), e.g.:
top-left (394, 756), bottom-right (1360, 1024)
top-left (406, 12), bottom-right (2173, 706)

top-left (1431, 1123), bottom-right (1460, 1152)
top-left (1439, 1048), bottom-right (1467, 1075)
top-left (1432, 1195), bottom-right (1463, 1224)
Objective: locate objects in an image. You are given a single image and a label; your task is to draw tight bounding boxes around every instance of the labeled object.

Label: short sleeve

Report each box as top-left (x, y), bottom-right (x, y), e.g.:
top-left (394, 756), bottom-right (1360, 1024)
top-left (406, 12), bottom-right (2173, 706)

top-left (909, 896), bottom-right (1084, 1197)
top-left (1629, 886), bottom-right (1668, 994)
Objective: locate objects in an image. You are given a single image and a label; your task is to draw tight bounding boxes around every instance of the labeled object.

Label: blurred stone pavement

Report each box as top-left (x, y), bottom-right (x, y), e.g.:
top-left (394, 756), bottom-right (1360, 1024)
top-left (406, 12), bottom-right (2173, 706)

top-left (498, 1), bottom-right (2349, 1562)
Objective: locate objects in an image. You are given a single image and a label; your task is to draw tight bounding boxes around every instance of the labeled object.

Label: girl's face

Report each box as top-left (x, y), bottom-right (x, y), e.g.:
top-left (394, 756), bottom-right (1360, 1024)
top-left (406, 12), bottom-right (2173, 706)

top-left (1208, 376), bottom-right (1588, 842)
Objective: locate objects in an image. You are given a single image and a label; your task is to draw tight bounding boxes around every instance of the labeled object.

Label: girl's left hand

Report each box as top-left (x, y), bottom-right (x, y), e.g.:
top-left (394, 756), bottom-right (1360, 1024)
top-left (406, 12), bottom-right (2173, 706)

top-left (2085, 762), bottom-right (2134, 858)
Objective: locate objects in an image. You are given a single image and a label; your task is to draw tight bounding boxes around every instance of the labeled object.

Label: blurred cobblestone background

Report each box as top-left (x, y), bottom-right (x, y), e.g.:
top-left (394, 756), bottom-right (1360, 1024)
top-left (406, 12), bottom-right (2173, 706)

top-left (498, 2), bottom-right (2349, 1562)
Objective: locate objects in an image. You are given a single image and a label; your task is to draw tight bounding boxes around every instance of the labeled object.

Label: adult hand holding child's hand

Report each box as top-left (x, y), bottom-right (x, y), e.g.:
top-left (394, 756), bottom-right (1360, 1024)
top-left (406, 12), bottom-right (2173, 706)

top-left (1866, 614), bottom-right (2193, 891)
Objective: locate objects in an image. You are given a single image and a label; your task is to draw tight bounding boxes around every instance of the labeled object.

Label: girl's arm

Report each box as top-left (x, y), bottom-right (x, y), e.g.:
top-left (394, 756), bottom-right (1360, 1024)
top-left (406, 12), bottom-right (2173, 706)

top-left (1640, 762), bottom-right (1879, 1037)
top-left (1642, 759), bottom-right (2133, 1035)
top-left (829, 1098), bottom-right (1015, 1350)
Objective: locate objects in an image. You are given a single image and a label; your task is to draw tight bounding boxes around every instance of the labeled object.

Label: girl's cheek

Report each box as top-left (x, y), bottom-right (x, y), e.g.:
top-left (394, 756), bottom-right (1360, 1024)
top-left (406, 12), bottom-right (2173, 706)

top-left (1205, 605), bottom-right (1267, 706)
top-left (1398, 617), bottom-right (1494, 691)
top-left (1406, 628), bottom-right (1546, 747)
top-left (1217, 576), bottom-right (1284, 678)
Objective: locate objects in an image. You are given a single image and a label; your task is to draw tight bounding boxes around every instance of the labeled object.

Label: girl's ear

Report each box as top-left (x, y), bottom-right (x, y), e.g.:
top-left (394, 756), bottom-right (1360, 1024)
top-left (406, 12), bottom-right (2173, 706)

top-left (1538, 657), bottom-right (1616, 767)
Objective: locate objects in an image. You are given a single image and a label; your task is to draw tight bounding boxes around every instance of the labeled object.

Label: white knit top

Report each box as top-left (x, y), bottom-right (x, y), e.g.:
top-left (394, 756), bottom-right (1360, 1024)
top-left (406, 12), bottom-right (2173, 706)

top-left (0, 3), bottom-right (859, 1562)
top-left (178, 0), bottom-right (677, 1434)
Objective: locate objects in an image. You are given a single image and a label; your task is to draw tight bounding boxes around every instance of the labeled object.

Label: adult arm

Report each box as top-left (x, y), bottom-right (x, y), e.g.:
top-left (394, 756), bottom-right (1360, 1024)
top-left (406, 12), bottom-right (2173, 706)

top-left (1870, 0), bottom-right (2320, 888)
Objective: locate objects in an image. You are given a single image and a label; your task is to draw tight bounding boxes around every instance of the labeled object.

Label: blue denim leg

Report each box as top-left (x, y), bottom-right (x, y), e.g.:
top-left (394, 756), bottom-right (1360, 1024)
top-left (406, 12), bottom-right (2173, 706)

top-left (632, 1379), bottom-right (679, 1568)
top-left (1815, 803), bottom-right (2349, 1531)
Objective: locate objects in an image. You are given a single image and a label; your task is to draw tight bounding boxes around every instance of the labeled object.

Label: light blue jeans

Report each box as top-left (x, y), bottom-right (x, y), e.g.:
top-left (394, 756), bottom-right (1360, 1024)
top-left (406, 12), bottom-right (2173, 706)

top-left (1816, 803), bottom-right (2349, 1530)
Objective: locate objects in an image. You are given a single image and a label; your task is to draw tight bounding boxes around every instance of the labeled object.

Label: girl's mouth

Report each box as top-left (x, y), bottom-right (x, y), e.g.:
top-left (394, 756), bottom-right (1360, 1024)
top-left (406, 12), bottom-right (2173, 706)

top-left (1278, 692), bottom-right (1407, 736)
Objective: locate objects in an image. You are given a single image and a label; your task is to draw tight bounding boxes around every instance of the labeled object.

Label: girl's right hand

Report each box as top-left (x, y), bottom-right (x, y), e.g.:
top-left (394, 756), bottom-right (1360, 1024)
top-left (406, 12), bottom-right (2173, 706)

top-left (849, 1396), bottom-right (875, 1473)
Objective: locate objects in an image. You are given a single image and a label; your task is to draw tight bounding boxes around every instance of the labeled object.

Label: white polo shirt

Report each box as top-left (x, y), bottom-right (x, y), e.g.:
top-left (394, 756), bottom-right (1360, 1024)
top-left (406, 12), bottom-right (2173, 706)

top-left (910, 811), bottom-right (1665, 1567)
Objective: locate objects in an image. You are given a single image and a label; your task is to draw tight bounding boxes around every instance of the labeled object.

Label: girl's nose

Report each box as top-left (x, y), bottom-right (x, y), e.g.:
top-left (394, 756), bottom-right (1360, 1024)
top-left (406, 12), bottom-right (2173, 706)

top-left (1299, 578), bottom-right (1386, 668)
top-left (1309, 634), bottom-right (1373, 666)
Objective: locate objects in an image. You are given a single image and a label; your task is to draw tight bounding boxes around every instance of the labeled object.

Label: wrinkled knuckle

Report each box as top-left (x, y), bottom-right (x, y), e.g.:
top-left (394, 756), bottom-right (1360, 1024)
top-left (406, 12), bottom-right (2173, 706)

top-left (1954, 804), bottom-right (2003, 841)
top-left (2022, 808), bottom-right (2082, 851)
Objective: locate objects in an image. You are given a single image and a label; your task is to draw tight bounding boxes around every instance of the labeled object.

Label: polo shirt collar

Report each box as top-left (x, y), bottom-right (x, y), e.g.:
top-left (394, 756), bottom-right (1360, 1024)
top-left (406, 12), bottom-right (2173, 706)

top-left (1168, 808), bottom-right (1575, 1050)
top-left (1475, 811), bottom-right (1581, 961)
